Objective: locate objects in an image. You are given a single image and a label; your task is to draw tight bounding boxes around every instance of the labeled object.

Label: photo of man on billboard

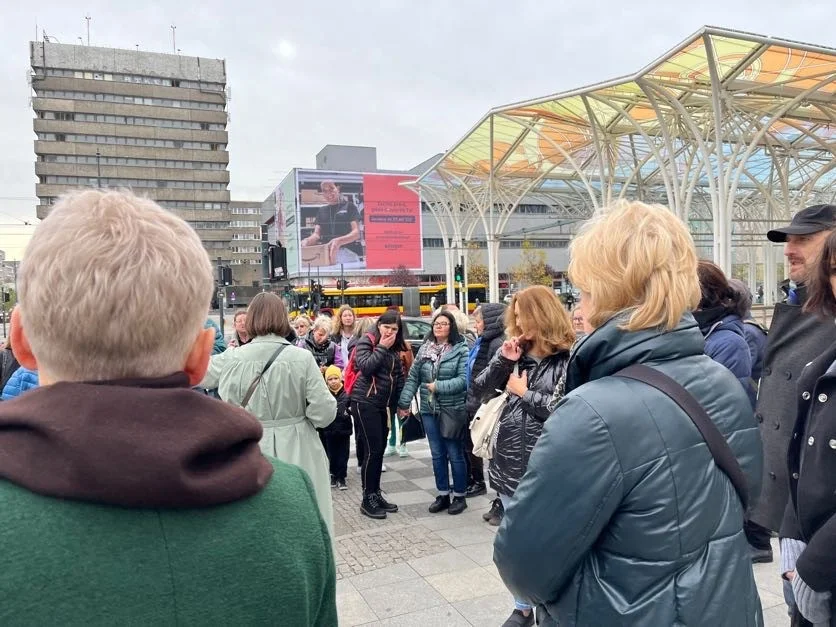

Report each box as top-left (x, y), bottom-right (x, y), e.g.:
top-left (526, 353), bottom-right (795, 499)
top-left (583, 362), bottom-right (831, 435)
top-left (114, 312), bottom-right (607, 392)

top-left (300, 180), bottom-right (364, 267)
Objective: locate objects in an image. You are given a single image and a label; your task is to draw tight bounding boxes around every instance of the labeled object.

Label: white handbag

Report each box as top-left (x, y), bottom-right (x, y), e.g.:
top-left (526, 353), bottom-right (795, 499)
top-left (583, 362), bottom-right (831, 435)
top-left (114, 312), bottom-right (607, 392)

top-left (470, 365), bottom-right (516, 460)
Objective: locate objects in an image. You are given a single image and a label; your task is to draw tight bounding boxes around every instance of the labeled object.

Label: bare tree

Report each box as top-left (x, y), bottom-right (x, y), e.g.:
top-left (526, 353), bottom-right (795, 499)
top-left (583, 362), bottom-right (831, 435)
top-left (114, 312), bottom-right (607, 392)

top-left (388, 264), bottom-right (420, 287)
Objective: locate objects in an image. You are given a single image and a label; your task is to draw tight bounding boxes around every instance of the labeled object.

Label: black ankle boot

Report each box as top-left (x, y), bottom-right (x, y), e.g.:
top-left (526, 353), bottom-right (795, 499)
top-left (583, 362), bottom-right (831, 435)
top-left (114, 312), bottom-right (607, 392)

top-left (428, 494), bottom-right (451, 513)
top-left (466, 481), bottom-right (487, 497)
top-left (448, 496), bottom-right (467, 515)
top-left (376, 491), bottom-right (398, 513)
top-left (360, 493), bottom-right (386, 519)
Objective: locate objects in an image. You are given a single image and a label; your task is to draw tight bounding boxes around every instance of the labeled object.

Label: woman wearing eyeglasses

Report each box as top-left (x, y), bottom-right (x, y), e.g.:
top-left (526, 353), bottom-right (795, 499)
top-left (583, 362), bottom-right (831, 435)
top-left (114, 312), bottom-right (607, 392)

top-left (398, 310), bottom-right (470, 515)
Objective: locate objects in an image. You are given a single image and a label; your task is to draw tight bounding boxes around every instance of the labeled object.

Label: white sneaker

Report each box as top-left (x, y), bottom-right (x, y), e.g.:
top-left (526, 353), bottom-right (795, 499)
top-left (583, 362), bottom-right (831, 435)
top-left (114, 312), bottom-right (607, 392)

top-left (384, 444), bottom-right (397, 457)
top-left (397, 444), bottom-right (409, 458)
top-left (381, 463), bottom-right (387, 472)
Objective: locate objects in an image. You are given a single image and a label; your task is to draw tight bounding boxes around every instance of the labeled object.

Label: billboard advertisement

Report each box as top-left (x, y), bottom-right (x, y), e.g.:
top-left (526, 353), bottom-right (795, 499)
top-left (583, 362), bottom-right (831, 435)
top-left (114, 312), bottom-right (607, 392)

top-left (274, 171), bottom-right (300, 277)
top-left (295, 169), bottom-right (422, 274)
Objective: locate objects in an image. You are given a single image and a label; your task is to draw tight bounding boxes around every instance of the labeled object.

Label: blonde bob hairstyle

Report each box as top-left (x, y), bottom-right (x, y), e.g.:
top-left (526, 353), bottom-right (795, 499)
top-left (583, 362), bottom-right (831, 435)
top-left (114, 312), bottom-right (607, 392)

top-left (569, 200), bottom-right (700, 332)
top-left (505, 285), bottom-right (574, 353)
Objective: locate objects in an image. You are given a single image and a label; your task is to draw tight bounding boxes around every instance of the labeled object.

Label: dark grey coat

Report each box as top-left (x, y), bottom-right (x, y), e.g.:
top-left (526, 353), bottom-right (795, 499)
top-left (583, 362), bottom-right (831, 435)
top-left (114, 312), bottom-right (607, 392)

top-left (780, 339), bottom-right (836, 625)
top-left (494, 314), bottom-right (764, 626)
top-left (751, 286), bottom-right (836, 531)
top-left (466, 303), bottom-right (506, 417)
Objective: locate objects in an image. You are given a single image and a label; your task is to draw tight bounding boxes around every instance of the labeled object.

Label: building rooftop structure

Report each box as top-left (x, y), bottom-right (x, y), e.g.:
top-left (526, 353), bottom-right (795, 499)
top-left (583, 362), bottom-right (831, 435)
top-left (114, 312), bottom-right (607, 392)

top-left (412, 25), bottom-right (836, 303)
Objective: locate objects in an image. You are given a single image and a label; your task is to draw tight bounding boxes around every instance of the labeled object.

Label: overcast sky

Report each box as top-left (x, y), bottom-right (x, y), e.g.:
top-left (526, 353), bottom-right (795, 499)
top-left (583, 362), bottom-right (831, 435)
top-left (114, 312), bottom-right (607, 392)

top-left (0, 0), bottom-right (833, 256)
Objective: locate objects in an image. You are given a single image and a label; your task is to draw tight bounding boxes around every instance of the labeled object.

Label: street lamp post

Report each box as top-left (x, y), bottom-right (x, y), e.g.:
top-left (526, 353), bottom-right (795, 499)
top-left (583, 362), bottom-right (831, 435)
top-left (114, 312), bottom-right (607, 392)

top-left (96, 150), bottom-right (102, 188)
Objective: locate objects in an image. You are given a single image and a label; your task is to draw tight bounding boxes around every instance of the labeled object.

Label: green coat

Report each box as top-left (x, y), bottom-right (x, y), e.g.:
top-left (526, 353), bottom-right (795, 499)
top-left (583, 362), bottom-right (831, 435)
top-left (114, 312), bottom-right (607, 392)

top-left (398, 341), bottom-right (468, 415)
top-left (0, 458), bottom-right (337, 626)
top-left (202, 335), bottom-right (337, 534)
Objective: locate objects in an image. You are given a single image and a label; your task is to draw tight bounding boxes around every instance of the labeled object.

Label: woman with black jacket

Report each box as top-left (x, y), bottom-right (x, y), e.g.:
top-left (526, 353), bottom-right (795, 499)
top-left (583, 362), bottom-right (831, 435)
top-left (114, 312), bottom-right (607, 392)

top-left (465, 303), bottom-right (506, 507)
top-left (470, 286), bottom-right (572, 626)
top-left (303, 316), bottom-right (344, 372)
top-left (780, 231), bottom-right (836, 627)
top-left (350, 310), bottom-right (406, 520)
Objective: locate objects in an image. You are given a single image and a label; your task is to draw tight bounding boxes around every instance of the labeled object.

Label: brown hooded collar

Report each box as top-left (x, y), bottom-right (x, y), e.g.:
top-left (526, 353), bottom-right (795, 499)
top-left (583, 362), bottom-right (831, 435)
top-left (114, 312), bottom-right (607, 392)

top-left (0, 372), bottom-right (274, 508)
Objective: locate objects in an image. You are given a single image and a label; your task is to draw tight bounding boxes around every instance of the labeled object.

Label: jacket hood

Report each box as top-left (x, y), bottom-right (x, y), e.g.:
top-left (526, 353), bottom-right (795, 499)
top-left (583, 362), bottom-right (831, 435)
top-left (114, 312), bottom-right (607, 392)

top-left (0, 373), bottom-right (273, 508)
top-left (567, 312), bottom-right (705, 392)
top-left (694, 307), bottom-right (745, 339)
top-left (712, 313), bottom-right (746, 339)
top-left (480, 303), bottom-right (507, 342)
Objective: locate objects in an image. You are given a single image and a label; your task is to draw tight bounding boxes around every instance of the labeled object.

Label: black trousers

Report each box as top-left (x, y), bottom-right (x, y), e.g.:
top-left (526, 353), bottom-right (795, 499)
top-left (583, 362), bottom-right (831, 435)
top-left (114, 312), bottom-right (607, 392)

top-left (352, 401), bottom-right (388, 496)
top-left (744, 519), bottom-right (773, 550)
top-left (322, 433), bottom-right (351, 481)
top-left (463, 431), bottom-right (485, 484)
top-left (355, 426), bottom-right (366, 468)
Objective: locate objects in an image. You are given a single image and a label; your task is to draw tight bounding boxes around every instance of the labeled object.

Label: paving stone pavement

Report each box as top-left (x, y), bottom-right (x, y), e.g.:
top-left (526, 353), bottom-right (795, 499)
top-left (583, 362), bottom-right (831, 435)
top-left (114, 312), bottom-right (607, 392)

top-left (334, 438), bottom-right (790, 626)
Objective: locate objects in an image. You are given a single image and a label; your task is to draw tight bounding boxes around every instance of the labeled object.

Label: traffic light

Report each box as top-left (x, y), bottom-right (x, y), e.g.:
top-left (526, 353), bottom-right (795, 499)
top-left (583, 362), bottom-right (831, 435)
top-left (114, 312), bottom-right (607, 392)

top-left (309, 279), bottom-right (316, 292)
top-left (454, 264), bottom-right (464, 283)
top-left (337, 279), bottom-right (349, 290)
top-left (221, 266), bottom-right (232, 286)
top-left (270, 244), bottom-right (287, 279)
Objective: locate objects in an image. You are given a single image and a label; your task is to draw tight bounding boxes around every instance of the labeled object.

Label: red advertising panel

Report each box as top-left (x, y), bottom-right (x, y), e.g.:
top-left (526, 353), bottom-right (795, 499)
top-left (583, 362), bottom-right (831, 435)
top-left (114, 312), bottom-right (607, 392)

top-left (296, 170), bottom-right (422, 273)
top-left (361, 174), bottom-right (422, 270)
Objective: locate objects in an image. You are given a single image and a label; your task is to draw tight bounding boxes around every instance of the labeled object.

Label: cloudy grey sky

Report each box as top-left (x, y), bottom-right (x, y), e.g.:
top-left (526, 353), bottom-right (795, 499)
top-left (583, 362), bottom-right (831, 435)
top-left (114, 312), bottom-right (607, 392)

top-left (0, 0), bottom-right (833, 255)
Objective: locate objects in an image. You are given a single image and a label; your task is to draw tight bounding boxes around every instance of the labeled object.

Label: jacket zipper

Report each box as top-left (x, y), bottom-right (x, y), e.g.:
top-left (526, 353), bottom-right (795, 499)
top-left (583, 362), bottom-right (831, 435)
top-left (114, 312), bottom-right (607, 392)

top-left (386, 355), bottom-right (395, 406)
top-left (520, 358), bottom-right (545, 472)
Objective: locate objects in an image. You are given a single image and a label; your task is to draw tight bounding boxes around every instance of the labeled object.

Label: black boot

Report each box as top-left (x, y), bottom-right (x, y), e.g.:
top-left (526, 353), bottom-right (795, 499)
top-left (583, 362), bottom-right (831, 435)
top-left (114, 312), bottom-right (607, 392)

top-left (483, 497), bottom-right (502, 521)
top-left (448, 496), bottom-right (467, 515)
top-left (466, 481), bottom-right (487, 497)
top-left (376, 491), bottom-right (398, 513)
top-left (428, 494), bottom-right (451, 513)
top-left (360, 493), bottom-right (386, 519)
top-left (502, 608), bottom-right (534, 627)
top-left (488, 498), bottom-right (504, 526)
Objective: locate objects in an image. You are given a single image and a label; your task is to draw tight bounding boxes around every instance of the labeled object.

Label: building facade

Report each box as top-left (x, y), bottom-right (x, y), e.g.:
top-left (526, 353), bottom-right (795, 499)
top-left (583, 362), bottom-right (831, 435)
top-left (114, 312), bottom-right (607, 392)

top-left (29, 41), bottom-right (235, 273)
top-left (262, 146), bottom-right (573, 291)
top-left (229, 200), bottom-right (263, 286)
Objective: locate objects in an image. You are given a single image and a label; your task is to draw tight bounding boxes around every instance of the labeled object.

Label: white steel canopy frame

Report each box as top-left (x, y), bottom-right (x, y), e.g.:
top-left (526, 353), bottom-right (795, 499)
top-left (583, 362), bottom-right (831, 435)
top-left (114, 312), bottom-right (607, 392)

top-left (407, 26), bottom-right (836, 303)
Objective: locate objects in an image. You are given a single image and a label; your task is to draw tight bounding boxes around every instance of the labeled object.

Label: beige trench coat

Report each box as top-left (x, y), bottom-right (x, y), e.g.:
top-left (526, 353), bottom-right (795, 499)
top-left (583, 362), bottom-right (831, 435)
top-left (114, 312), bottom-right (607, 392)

top-left (201, 335), bottom-right (337, 534)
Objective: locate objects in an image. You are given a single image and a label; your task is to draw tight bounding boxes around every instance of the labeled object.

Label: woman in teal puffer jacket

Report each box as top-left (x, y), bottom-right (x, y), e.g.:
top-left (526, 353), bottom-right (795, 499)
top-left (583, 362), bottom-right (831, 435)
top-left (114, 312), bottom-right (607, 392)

top-left (398, 310), bottom-right (469, 515)
top-left (494, 201), bottom-right (763, 627)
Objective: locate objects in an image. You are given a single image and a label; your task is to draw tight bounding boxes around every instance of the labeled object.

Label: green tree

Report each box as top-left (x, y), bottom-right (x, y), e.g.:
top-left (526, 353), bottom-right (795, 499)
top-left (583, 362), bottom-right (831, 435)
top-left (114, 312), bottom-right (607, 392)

top-left (510, 241), bottom-right (552, 289)
top-left (466, 243), bottom-right (489, 285)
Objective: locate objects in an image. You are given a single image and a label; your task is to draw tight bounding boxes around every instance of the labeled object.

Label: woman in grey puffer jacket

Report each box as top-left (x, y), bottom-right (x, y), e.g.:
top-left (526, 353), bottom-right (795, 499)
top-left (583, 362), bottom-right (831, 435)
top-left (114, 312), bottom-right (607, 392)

top-left (470, 286), bottom-right (573, 626)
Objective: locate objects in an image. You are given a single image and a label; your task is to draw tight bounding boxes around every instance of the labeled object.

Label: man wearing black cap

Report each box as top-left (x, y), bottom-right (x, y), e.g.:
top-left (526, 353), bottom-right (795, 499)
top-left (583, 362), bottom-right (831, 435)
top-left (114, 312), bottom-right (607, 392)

top-left (745, 204), bottom-right (836, 568)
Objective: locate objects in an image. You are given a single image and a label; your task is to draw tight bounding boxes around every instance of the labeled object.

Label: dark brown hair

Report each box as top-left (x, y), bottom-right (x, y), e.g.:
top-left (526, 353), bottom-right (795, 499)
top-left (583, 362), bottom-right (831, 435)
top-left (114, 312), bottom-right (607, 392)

top-left (246, 292), bottom-right (291, 338)
top-left (696, 260), bottom-right (734, 310)
top-left (804, 230), bottom-right (836, 317)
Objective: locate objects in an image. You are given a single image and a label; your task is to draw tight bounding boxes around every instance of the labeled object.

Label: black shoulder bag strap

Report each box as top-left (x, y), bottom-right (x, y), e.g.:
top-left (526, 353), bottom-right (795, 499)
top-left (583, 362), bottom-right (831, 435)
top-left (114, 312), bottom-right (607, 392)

top-left (241, 343), bottom-right (288, 410)
top-left (613, 364), bottom-right (749, 510)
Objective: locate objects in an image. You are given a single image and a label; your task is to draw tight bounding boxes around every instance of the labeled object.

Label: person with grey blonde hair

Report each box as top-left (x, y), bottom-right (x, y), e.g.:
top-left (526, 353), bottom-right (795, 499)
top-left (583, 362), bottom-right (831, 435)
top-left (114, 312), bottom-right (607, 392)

top-left (0, 190), bottom-right (336, 624)
top-left (302, 315), bottom-right (344, 372)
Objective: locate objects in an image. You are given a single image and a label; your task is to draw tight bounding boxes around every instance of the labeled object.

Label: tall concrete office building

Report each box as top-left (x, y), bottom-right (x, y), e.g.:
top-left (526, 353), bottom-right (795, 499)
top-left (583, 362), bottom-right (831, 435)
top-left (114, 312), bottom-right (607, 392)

top-left (29, 41), bottom-right (255, 284)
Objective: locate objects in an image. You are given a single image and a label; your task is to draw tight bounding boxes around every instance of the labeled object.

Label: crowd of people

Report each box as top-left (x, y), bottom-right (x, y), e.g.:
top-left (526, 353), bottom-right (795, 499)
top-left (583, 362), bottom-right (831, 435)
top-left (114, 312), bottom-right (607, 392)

top-left (0, 188), bottom-right (833, 627)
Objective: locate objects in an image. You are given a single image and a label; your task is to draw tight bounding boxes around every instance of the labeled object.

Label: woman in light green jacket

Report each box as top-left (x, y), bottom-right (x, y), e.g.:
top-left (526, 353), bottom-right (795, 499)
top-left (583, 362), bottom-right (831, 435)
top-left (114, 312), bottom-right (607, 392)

top-left (201, 293), bottom-right (337, 535)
